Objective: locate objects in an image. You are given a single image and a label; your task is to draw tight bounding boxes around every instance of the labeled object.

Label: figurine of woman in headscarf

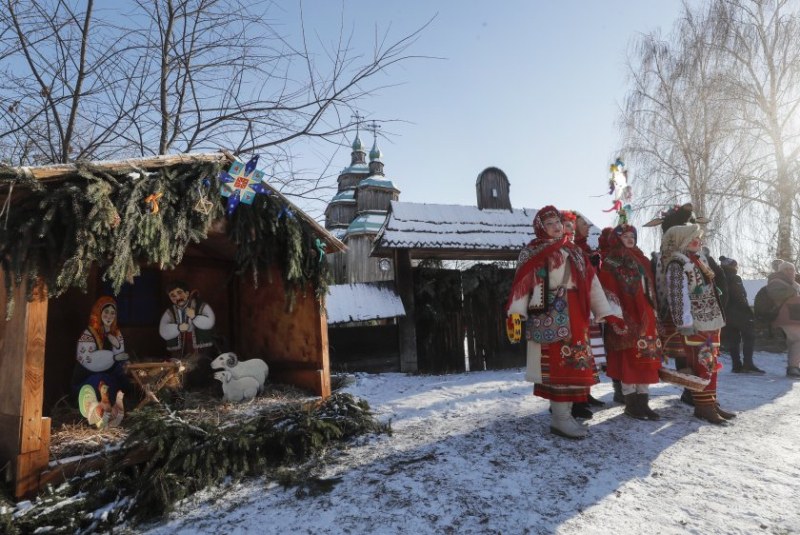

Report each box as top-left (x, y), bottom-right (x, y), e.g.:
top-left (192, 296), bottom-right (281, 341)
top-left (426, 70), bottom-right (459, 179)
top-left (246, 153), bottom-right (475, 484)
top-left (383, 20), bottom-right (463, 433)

top-left (72, 296), bottom-right (131, 428)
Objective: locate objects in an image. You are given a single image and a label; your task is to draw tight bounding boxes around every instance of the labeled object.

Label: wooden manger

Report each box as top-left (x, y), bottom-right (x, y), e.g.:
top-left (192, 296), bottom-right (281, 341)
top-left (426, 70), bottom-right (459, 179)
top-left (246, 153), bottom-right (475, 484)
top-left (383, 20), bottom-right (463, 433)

top-left (125, 361), bottom-right (186, 408)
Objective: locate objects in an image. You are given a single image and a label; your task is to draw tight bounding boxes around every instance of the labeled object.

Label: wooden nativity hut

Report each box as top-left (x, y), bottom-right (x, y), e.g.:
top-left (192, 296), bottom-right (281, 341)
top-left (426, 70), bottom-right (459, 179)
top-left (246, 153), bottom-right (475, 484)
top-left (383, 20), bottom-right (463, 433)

top-left (0, 152), bottom-right (344, 498)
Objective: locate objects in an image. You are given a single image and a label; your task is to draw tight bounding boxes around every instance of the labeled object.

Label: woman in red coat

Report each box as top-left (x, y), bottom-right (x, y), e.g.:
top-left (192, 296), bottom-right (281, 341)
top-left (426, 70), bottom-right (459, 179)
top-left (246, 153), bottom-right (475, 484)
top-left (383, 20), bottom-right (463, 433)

top-left (598, 224), bottom-right (663, 420)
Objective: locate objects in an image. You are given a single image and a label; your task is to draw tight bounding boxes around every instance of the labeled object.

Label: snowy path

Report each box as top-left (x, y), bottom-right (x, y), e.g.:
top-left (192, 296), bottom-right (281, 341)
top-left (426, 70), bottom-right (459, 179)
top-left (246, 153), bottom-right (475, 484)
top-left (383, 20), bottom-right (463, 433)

top-left (142, 351), bottom-right (800, 535)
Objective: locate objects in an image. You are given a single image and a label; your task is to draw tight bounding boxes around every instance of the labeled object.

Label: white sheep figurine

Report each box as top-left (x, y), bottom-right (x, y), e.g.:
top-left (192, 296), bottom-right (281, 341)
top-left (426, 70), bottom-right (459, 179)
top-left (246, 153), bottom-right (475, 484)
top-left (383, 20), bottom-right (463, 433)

top-left (214, 370), bottom-right (260, 402)
top-left (210, 352), bottom-right (269, 393)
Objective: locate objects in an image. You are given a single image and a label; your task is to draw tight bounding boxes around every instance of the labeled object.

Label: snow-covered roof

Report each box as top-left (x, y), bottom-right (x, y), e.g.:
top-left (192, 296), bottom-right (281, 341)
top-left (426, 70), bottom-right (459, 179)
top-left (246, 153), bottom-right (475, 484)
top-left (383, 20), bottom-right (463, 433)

top-left (371, 201), bottom-right (536, 259)
top-left (340, 163), bottom-right (370, 175)
top-left (346, 211), bottom-right (389, 237)
top-left (330, 189), bottom-right (356, 203)
top-left (358, 177), bottom-right (399, 192)
top-left (325, 282), bottom-right (406, 324)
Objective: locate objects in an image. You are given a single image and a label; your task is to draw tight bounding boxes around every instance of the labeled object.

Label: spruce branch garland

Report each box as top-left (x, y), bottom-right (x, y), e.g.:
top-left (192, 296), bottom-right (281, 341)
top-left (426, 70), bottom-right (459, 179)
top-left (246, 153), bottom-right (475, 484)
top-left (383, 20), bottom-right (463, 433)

top-left (0, 160), bottom-right (331, 314)
top-left (0, 393), bottom-right (388, 532)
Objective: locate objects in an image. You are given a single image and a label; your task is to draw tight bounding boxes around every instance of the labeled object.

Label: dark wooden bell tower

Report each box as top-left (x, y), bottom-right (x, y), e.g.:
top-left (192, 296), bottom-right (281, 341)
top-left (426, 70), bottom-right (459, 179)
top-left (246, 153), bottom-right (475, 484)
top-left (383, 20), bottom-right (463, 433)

top-left (476, 167), bottom-right (512, 211)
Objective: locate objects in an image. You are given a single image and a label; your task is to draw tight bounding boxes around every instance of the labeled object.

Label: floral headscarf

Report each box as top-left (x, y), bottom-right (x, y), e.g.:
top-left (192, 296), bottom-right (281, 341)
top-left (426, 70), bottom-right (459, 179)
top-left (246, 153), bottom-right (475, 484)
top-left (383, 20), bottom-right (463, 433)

top-left (87, 296), bottom-right (120, 349)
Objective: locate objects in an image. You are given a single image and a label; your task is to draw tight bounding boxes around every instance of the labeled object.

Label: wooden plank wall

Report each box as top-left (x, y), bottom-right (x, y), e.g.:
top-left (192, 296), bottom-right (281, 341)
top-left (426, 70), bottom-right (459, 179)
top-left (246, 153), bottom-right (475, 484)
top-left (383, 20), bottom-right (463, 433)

top-left (236, 265), bottom-right (330, 398)
top-left (325, 203), bottom-right (356, 227)
top-left (346, 237), bottom-right (394, 283)
top-left (356, 189), bottom-right (397, 212)
top-left (0, 275), bottom-right (51, 498)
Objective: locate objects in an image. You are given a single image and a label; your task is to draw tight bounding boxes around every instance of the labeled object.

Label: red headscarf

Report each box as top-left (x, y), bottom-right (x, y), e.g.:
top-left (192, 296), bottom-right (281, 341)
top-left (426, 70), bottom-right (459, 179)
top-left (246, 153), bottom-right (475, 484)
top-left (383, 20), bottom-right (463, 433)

top-left (507, 206), bottom-right (594, 316)
top-left (602, 225), bottom-right (656, 306)
top-left (87, 296), bottom-right (120, 349)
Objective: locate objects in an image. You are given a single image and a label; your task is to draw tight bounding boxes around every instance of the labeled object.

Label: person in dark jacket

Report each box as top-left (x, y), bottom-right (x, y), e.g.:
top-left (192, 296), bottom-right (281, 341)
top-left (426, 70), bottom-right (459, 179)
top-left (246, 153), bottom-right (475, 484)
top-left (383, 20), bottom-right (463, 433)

top-left (719, 256), bottom-right (764, 374)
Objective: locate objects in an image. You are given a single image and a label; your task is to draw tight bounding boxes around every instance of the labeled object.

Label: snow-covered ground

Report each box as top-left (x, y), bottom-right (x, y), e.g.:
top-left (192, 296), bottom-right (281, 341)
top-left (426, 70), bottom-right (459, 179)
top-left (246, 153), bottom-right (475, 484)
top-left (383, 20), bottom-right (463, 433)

top-left (141, 351), bottom-right (800, 535)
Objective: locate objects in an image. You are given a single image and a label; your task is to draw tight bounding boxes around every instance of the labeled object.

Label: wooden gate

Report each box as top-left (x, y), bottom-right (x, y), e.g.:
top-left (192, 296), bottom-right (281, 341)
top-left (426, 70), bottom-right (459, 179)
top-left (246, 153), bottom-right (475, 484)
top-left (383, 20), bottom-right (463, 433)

top-left (413, 264), bottom-right (524, 373)
top-left (462, 264), bottom-right (525, 370)
top-left (414, 267), bottom-right (465, 372)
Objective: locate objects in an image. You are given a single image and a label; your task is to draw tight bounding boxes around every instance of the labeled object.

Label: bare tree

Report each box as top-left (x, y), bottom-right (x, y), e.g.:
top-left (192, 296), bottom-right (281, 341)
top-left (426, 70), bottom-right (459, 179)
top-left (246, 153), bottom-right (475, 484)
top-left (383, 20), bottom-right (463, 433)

top-left (621, 5), bottom-right (750, 255)
top-left (621, 0), bottom-right (800, 267)
top-left (0, 0), bottom-right (429, 199)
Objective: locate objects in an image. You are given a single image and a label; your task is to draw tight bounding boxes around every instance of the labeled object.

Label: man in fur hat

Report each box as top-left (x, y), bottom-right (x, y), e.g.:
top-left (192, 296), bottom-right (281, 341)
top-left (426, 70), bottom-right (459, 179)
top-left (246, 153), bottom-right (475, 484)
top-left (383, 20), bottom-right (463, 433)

top-left (647, 204), bottom-right (727, 405)
top-left (660, 224), bottom-right (735, 424)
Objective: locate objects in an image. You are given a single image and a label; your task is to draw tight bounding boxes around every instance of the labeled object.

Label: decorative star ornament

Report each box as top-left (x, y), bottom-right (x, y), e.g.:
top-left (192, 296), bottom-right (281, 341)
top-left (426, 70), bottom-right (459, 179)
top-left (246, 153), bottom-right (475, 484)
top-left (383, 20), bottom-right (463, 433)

top-left (194, 196), bottom-right (214, 215)
top-left (219, 155), bottom-right (271, 216)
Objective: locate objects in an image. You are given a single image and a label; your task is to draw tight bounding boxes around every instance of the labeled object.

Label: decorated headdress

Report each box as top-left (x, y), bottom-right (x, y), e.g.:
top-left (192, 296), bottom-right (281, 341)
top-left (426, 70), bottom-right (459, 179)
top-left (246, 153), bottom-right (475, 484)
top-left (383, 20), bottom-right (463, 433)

top-left (533, 205), bottom-right (561, 239)
top-left (613, 223), bottom-right (637, 243)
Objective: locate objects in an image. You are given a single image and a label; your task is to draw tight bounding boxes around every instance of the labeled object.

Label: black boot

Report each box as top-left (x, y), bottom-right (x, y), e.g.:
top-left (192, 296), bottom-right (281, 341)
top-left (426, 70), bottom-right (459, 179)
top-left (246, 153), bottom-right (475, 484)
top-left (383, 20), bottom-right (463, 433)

top-left (638, 393), bottom-right (661, 420)
top-left (680, 388), bottom-right (695, 406)
top-left (731, 357), bottom-right (743, 373)
top-left (612, 380), bottom-right (624, 404)
top-left (741, 359), bottom-right (765, 374)
top-left (587, 393), bottom-right (605, 407)
top-left (624, 393), bottom-right (647, 420)
top-left (571, 402), bottom-right (593, 419)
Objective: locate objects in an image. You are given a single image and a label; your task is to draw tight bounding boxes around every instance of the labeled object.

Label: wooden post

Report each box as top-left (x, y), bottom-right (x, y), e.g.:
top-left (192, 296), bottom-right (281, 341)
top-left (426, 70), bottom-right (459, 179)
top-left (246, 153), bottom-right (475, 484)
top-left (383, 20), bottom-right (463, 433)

top-left (394, 249), bottom-right (418, 372)
top-left (0, 277), bottom-right (50, 498)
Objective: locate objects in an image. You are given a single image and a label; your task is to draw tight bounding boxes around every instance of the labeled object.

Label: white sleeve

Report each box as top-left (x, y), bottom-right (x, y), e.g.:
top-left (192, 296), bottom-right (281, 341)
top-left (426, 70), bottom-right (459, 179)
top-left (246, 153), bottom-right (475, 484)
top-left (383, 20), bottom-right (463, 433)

top-left (76, 331), bottom-right (116, 372)
top-left (589, 274), bottom-right (614, 319)
top-left (507, 294), bottom-right (530, 318)
top-left (159, 309), bottom-right (180, 340)
top-left (113, 332), bottom-right (126, 357)
top-left (192, 303), bottom-right (215, 330)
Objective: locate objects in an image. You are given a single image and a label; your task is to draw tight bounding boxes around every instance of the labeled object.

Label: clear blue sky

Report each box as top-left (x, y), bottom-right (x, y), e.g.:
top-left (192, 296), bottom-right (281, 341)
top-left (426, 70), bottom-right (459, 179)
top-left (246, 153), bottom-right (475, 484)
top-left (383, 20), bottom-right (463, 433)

top-left (286, 1), bottom-right (689, 228)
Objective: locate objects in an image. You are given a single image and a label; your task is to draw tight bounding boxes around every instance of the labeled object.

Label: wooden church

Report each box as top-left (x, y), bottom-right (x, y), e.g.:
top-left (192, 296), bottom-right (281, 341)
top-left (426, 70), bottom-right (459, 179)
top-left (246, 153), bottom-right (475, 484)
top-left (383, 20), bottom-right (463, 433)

top-left (325, 122), bottom-right (400, 284)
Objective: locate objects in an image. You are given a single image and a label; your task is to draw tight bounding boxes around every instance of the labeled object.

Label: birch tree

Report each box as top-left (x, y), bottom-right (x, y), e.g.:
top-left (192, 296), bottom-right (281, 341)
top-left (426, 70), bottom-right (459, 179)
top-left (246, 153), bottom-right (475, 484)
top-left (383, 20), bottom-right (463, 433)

top-left (710, 0), bottom-right (800, 261)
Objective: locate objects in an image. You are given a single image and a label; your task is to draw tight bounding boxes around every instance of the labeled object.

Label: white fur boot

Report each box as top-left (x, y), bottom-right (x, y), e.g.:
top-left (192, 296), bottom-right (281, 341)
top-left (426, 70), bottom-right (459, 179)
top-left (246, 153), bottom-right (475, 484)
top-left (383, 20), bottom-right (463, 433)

top-left (550, 401), bottom-right (588, 439)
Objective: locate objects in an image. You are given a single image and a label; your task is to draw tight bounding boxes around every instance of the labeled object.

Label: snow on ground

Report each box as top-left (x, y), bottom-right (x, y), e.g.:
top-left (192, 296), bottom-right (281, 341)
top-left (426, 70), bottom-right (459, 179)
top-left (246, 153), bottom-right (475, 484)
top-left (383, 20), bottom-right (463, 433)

top-left (141, 351), bottom-right (800, 535)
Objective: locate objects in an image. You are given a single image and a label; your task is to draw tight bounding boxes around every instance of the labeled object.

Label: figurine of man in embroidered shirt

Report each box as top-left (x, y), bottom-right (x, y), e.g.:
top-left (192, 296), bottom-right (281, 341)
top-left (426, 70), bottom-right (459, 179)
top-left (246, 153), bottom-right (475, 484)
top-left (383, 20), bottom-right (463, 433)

top-left (159, 280), bottom-right (217, 388)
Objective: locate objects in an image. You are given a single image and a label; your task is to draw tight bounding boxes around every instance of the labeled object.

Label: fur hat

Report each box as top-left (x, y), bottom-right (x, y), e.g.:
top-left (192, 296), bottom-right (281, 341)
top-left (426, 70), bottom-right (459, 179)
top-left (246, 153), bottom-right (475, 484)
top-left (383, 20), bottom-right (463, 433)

top-left (719, 256), bottom-right (737, 269)
top-left (776, 260), bottom-right (796, 274)
top-left (644, 203), bottom-right (709, 232)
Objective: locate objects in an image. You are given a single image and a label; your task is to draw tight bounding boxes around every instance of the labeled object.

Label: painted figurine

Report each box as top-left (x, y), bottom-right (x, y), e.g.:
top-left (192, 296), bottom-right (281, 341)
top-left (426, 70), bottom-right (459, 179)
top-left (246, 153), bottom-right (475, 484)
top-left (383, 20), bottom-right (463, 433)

top-left (72, 296), bottom-right (131, 428)
top-left (159, 280), bottom-right (217, 388)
